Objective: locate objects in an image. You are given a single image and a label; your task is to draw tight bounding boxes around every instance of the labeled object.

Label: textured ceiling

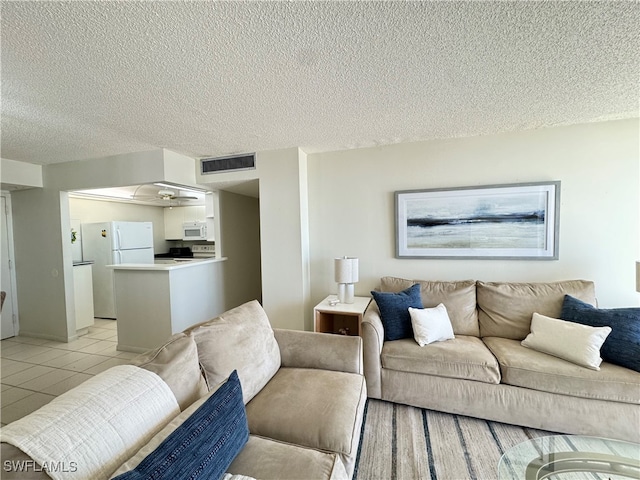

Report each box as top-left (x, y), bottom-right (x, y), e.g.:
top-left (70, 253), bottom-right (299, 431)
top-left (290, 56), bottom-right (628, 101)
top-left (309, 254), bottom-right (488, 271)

top-left (1, 1), bottom-right (639, 166)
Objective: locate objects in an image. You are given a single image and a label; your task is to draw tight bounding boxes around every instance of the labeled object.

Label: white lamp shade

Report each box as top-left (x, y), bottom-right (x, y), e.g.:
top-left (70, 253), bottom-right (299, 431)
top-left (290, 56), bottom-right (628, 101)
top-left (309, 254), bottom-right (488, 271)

top-left (335, 257), bottom-right (359, 284)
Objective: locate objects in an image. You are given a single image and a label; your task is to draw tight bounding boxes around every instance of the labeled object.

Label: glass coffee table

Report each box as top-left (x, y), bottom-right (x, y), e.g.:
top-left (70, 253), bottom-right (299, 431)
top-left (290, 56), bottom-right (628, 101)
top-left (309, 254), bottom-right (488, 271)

top-left (498, 435), bottom-right (640, 479)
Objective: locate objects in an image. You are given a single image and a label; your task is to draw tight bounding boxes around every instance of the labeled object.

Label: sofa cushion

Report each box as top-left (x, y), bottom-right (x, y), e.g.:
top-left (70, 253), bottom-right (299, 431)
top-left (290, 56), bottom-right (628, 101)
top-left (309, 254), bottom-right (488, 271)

top-left (483, 337), bottom-right (640, 404)
top-left (521, 313), bottom-right (611, 370)
top-left (131, 332), bottom-right (208, 411)
top-left (192, 300), bottom-right (281, 404)
top-left (371, 284), bottom-right (423, 341)
top-left (228, 435), bottom-right (349, 480)
top-left (409, 304), bottom-right (455, 346)
top-left (245, 367), bottom-right (366, 472)
top-left (561, 295), bottom-right (640, 372)
top-left (113, 370), bottom-right (248, 480)
top-left (477, 280), bottom-right (596, 339)
top-left (381, 335), bottom-right (501, 384)
top-left (380, 277), bottom-right (479, 336)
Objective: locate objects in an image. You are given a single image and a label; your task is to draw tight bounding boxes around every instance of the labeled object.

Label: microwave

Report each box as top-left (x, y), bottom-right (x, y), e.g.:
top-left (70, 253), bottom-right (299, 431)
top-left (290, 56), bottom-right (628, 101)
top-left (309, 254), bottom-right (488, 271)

top-left (183, 221), bottom-right (207, 240)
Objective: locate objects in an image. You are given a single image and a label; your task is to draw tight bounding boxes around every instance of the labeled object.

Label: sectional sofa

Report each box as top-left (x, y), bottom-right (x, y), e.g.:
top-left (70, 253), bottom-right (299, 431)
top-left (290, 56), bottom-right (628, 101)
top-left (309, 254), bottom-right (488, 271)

top-left (362, 277), bottom-right (640, 443)
top-left (1, 300), bottom-right (367, 480)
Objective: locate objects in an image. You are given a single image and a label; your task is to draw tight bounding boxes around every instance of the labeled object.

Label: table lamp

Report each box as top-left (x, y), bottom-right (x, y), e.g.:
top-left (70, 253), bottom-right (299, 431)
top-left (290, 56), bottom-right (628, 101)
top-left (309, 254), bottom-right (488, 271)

top-left (335, 257), bottom-right (359, 304)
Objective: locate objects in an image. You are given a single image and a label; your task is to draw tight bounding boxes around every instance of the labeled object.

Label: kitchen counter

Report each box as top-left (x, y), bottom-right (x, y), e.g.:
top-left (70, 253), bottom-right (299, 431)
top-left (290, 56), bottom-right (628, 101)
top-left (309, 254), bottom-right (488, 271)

top-left (110, 257), bottom-right (228, 352)
top-left (108, 257), bottom-right (225, 271)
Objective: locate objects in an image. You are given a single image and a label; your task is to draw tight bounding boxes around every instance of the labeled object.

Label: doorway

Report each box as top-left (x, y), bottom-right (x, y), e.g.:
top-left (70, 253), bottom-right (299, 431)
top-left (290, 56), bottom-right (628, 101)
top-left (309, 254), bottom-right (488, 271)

top-left (1, 193), bottom-right (18, 339)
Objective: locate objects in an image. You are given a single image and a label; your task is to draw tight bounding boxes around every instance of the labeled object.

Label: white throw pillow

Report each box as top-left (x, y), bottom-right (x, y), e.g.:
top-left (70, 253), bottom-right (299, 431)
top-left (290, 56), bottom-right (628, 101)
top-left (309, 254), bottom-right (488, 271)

top-left (409, 304), bottom-right (455, 346)
top-left (521, 312), bottom-right (611, 370)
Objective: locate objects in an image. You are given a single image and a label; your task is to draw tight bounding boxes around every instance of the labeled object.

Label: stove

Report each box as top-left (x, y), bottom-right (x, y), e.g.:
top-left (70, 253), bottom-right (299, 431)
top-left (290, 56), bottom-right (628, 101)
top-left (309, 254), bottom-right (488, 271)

top-left (154, 247), bottom-right (193, 259)
top-left (191, 244), bottom-right (216, 258)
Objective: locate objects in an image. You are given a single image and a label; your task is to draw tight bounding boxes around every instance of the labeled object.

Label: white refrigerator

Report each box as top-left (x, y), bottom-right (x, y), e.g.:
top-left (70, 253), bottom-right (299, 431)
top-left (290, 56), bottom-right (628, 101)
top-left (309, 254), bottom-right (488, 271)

top-left (81, 221), bottom-right (154, 319)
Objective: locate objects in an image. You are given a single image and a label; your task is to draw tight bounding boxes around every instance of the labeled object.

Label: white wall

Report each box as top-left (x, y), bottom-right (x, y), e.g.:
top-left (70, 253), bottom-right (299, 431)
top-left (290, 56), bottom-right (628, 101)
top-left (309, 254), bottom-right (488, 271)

top-left (218, 190), bottom-right (262, 308)
top-left (9, 149), bottom-right (199, 341)
top-left (308, 119), bottom-right (639, 308)
top-left (197, 148), bottom-right (311, 330)
top-left (0, 158), bottom-right (43, 189)
top-left (12, 188), bottom-right (76, 341)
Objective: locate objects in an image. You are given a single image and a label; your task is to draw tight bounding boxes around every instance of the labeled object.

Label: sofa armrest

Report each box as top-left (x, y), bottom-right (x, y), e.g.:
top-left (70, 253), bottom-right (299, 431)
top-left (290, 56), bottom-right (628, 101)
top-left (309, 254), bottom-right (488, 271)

top-left (273, 329), bottom-right (363, 375)
top-left (361, 301), bottom-right (385, 398)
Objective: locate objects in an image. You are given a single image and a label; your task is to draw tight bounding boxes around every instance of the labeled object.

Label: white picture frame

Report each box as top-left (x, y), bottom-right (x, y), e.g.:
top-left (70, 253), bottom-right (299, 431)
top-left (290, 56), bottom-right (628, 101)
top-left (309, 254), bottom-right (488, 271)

top-left (395, 181), bottom-right (560, 259)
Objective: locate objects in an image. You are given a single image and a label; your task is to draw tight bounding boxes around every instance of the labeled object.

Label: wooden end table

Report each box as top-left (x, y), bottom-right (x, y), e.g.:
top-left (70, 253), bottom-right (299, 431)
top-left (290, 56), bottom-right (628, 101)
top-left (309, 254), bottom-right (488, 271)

top-left (313, 295), bottom-right (371, 336)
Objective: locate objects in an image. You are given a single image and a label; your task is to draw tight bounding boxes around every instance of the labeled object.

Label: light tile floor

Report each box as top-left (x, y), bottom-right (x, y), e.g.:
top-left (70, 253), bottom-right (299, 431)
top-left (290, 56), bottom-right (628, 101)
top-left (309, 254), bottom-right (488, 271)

top-left (1, 320), bottom-right (137, 426)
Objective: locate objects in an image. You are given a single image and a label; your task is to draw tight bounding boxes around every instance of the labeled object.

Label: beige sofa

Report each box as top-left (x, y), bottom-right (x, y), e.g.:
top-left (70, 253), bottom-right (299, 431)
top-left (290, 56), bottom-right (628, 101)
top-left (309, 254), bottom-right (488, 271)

top-left (1, 300), bottom-right (367, 480)
top-left (362, 277), bottom-right (640, 443)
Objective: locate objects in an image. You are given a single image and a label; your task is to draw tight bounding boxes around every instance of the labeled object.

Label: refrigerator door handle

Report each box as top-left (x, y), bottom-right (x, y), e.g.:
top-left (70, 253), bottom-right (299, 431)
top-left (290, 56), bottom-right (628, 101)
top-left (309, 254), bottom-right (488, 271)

top-left (116, 250), bottom-right (122, 264)
top-left (116, 228), bottom-right (122, 250)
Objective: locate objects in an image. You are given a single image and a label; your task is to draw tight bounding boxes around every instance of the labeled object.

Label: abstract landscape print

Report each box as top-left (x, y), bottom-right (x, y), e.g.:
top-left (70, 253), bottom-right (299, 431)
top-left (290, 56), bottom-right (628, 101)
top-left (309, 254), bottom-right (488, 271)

top-left (396, 182), bottom-right (560, 259)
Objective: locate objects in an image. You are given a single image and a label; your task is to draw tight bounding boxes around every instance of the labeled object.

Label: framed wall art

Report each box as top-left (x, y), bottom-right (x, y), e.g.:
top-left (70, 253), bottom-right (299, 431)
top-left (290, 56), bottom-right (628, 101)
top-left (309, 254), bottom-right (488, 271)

top-left (395, 181), bottom-right (560, 260)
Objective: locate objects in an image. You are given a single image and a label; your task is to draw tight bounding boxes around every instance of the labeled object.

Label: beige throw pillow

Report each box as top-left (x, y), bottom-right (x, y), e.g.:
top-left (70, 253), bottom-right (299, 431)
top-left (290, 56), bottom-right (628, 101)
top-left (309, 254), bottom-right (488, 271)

top-left (192, 300), bottom-right (281, 404)
top-left (521, 312), bottom-right (611, 370)
top-left (132, 333), bottom-right (208, 411)
top-left (409, 304), bottom-right (455, 346)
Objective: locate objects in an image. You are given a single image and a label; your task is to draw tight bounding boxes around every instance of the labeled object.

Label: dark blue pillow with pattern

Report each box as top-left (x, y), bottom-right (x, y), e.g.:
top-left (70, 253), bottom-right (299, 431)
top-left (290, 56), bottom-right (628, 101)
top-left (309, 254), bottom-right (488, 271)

top-left (371, 283), bottom-right (424, 341)
top-left (114, 369), bottom-right (248, 480)
top-left (561, 295), bottom-right (640, 372)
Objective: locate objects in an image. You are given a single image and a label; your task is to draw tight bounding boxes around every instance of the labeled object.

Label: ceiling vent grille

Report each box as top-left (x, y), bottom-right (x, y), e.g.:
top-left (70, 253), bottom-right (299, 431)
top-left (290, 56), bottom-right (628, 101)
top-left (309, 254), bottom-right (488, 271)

top-left (200, 154), bottom-right (256, 174)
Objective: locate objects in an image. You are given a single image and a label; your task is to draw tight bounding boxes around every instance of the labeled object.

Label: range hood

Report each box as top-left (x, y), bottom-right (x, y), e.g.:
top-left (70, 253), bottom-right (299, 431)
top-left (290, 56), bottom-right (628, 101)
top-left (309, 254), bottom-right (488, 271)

top-left (69, 182), bottom-right (208, 206)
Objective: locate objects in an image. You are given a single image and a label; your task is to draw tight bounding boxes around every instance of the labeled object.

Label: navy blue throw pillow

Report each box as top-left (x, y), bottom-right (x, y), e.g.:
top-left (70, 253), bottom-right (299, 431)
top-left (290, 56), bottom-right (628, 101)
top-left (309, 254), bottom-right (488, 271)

top-left (114, 370), bottom-right (248, 480)
top-left (371, 283), bottom-right (424, 341)
top-left (561, 295), bottom-right (640, 372)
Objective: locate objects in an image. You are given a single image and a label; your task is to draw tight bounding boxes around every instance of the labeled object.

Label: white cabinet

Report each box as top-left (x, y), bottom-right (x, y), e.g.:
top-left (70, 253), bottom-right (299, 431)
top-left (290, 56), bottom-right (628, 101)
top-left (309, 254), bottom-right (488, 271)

top-left (205, 218), bottom-right (215, 242)
top-left (73, 263), bottom-right (95, 332)
top-left (163, 206), bottom-right (206, 240)
top-left (205, 193), bottom-right (215, 218)
top-left (164, 208), bottom-right (183, 240)
top-left (184, 206), bottom-right (206, 223)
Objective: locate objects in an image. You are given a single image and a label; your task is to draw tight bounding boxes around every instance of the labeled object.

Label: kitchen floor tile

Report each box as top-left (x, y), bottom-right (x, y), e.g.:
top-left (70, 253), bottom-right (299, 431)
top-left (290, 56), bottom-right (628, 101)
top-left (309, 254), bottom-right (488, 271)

top-left (114, 351), bottom-right (139, 360)
top-left (45, 337), bottom-right (102, 351)
top-left (1, 365), bottom-right (56, 387)
top-left (1, 387), bottom-right (33, 408)
top-left (44, 351), bottom-right (92, 369)
top-left (77, 340), bottom-right (117, 354)
top-left (91, 343), bottom-right (120, 357)
top-left (40, 339), bottom-right (68, 348)
top-left (85, 329), bottom-right (114, 340)
top-left (7, 336), bottom-right (52, 346)
top-left (1, 392), bottom-right (56, 424)
top-left (62, 354), bottom-right (112, 372)
top-left (0, 339), bottom-right (20, 349)
top-left (23, 348), bottom-right (73, 365)
top-left (1, 359), bottom-right (35, 377)
top-left (1, 321), bottom-right (124, 424)
top-left (84, 357), bottom-right (130, 375)
top-left (94, 319), bottom-right (117, 329)
top-left (41, 373), bottom-right (93, 396)
top-left (0, 342), bottom-right (30, 358)
top-left (18, 368), bottom-right (78, 392)
top-left (1, 345), bottom-right (53, 362)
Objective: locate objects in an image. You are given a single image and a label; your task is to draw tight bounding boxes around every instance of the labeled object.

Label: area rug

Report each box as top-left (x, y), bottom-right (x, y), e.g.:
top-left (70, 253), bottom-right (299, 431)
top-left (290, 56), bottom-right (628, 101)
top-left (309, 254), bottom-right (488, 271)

top-left (353, 399), bottom-right (555, 480)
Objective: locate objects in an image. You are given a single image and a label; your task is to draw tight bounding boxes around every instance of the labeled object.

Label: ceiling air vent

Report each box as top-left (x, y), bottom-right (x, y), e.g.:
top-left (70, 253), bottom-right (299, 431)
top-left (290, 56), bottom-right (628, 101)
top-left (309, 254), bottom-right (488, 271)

top-left (200, 153), bottom-right (256, 175)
